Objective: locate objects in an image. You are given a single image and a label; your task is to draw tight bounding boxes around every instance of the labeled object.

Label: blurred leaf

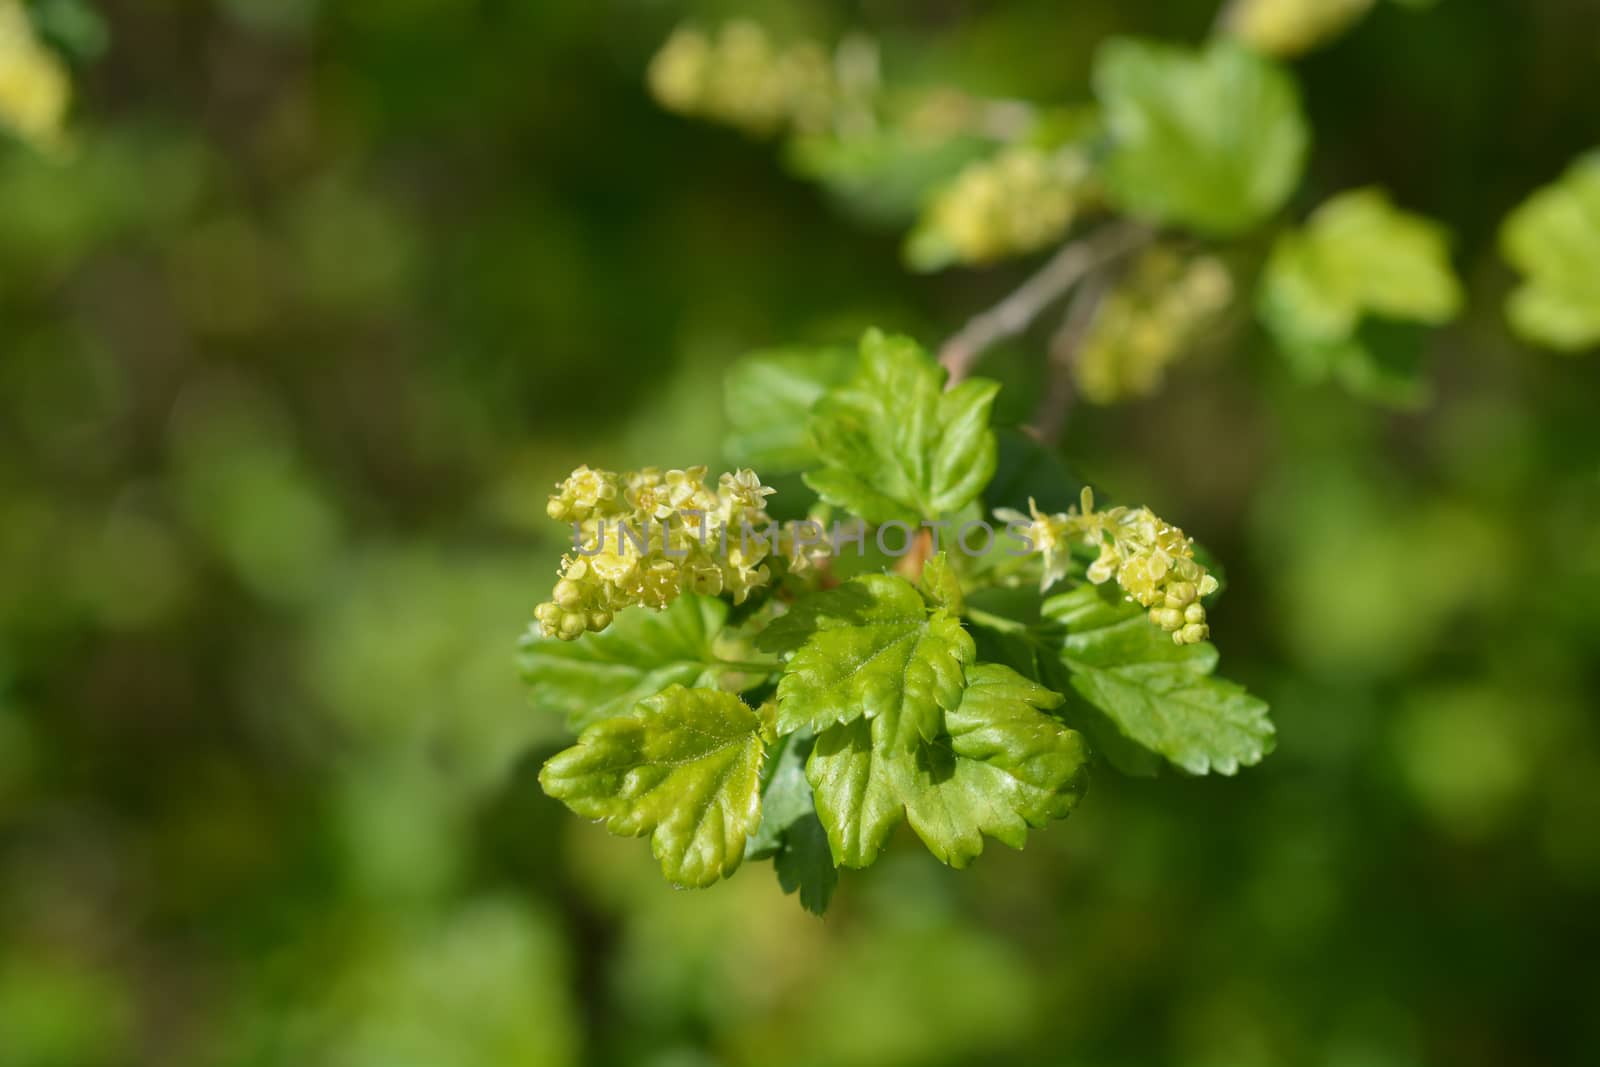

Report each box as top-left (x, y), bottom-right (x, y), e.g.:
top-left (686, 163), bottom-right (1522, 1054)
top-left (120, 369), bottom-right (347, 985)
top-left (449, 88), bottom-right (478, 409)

top-left (521, 594), bottom-right (733, 734)
top-left (1093, 37), bottom-right (1308, 235)
top-left (540, 685), bottom-right (767, 888)
top-left (805, 329), bottom-right (999, 523)
top-left (723, 344), bottom-right (856, 471)
top-left (786, 129), bottom-right (992, 225)
top-left (769, 574), bottom-right (973, 744)
top-left (1500, 152), bottom-right (1600, 352)
top-left (1046, 583), bottom-right (1274, 774)
top-left (1260, 188), bottom-right (1462, 405)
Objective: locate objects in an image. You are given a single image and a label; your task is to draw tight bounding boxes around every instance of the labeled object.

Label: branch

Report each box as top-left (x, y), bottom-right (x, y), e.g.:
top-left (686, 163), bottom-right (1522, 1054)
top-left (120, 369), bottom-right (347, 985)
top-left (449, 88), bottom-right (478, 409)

top-left (1031, 272), bottom-right (1112, 446)
top-left (938, 221), bottom-right (1148, 386)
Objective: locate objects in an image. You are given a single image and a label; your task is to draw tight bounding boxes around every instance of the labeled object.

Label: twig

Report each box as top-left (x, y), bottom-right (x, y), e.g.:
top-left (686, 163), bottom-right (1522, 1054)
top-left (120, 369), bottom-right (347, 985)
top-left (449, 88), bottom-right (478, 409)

top-left (1031, 271), bottom-right (1112, 446)
top-left (938, 221), bottom-right (1148, 386)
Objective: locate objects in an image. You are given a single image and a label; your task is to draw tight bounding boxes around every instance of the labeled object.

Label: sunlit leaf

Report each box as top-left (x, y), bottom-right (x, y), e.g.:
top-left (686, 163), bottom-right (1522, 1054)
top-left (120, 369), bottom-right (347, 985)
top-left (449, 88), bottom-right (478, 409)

top-left (768, 574), bottom-right (973, 745)
top-left (539, 686), bottom-right (768, 888)
top-left (807, 663), bottom-right (1084, 868)
top-left (1046, 584), bottom-right (1274, 775)
top-left (805, 329), bottom-right (999, 524)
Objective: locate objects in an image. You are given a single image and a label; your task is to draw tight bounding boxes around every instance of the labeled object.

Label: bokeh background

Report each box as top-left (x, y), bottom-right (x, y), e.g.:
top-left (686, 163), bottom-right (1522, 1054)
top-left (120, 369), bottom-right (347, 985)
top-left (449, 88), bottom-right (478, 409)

top-left (3, 1), bottom-right (1599, 1064)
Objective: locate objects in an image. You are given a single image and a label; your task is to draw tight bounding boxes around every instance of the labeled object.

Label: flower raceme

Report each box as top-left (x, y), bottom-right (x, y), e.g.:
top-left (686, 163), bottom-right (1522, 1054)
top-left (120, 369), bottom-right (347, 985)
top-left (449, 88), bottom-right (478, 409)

top-left (536, 465), bottom-right (800, 641)
top-left (538, 465), bottom-right (1221, 645)
top-left (996, 488), bottom-right (1220, 645)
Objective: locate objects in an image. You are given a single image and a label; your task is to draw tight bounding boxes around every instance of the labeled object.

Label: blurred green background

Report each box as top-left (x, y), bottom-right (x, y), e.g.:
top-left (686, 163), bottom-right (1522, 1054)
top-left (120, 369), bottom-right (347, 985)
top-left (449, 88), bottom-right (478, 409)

top-left (2, 1), bottom-right (1599, 1065)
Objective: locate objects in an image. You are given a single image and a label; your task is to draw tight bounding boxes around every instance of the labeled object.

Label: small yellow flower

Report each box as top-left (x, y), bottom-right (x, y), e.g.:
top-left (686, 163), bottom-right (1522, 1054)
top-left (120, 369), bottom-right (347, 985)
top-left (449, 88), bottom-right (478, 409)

top-left (996, 498), bottom-right (1073, 590)
top-left (587, 548), bottom-right (637, 586)
top-left (647, 21), bottom-right (837, 138)
top-left (547, 465), bottom-right (620, 521)
top-left (534, 464), bottom-right (783, 639)
top-left (625, 471), bottom-right (674, 520)
top-left (665, 466), bottom-right (715, 512)
top-left (718, 468), bottom-right (776, 522)
top-left (921, 146), bottom-right (1095, 266)
top-left (997, 486), bottom-right (1221, 645)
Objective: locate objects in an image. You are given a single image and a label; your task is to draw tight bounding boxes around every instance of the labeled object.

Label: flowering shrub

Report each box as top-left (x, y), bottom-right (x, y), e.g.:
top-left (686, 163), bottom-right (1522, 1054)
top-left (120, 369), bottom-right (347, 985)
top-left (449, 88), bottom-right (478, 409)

top-left (518, 0), bottom-right (1600, 916)
top-left (522, 331), bottom-right (1271, 912)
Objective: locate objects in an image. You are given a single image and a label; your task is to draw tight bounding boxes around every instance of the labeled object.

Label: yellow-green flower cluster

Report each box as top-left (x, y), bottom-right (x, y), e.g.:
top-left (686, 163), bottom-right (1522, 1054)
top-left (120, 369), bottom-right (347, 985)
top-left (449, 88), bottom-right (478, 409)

top-left (913, 145), bottom-right (1094, 267)
top-left (1228, 0), bottom-right (1376, 58)
top-left (535, 465), bottom-right (780, 641)
top-left (647, 21), bottom-right (835, 137)
top-left (1075, 248), bottom-right (1234, 404)
top-left (998, 488), bottom-right (1219, 645)
top-left (0, 0), bottom-right (70, 153)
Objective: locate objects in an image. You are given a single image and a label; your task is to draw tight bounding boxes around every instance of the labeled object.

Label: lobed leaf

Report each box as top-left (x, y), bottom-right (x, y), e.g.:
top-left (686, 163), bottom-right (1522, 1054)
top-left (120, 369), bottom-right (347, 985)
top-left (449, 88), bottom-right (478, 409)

top-left (538, 686), bottom-right (768, 888)
top-left (773, 811), bottom-right (837, 915)
top-left (1259, 188), bottom-right (1462, 406)
top-left (769, 574), bottom-right (974, 745)
top-left (722, 345), bottom-right (857, 471)
top-left (1094, 37), bottom-right (1308, 236)
top-left (1500, 153), bottom-right (1600, 352)
top-left (807, 663), bottom-right (1086, 868)
top-left (901, 664), bottom-right (1089, 868)
top-left (804, 330), bottom-right (999, 524)
top-left (745, 731), bottom-right (839, 914)
top-left (1046, 584), bottom-right (1274, 775)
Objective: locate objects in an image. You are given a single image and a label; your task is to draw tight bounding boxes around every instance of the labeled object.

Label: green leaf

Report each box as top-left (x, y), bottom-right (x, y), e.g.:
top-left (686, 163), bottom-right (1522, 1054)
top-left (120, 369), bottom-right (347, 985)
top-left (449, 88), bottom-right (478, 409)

top-left (1500, 152), bottom-right (1600, 352)
top-left (745, 731), bottom-right (839, 914)
top-left (774, 811), bottom-right (839, 915)
top-left (1093, 37), bottom-right (1308, 236)
top-left (901, 664), bottom-right (1088, 867)
top-left (1259, 188), bottom-right (1462, 406)
top-left (519, 595), bottom-right (733, 733)
top-left (786, 130), bottom-right (994, 225)
top-left (723, 346), bottom-right (857, 471)
top-left (538, 686), bottom-right (768, 888)
top-left (804, 330), bottom-right (999, 524)
top-left (807, 663), bottom-right (1086, 868)
top-left (1046, 584), bottom-right (1274, 775)
top-left (768, 574), bottom-right (974, 746)
top-left (745, 731), bottom-right (815, 859)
